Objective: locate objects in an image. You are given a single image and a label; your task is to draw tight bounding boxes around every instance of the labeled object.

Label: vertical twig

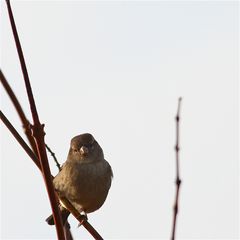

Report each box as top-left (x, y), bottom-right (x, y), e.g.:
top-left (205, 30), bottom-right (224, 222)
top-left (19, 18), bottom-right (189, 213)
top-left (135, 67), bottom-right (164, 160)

top-left (171, 97), bottom-right (182, 240)
top-left (5, 1), bottom-right (65, 239)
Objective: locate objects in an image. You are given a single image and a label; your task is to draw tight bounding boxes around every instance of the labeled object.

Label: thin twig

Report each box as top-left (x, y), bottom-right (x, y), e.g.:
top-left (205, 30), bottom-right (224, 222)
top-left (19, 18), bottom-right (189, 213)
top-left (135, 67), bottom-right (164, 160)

top-left (5, 0), bottom-right (38, 120)
top-left (45, 144), bottom-right (62, 171)
top-left (171, 97), bottom-right (182, 240)
top-left (0, 70), bottom-right (38, 154)
top-left (5, 1), bottom-right (65, 238)
top-left (0, 110), bottom-right (41, 170)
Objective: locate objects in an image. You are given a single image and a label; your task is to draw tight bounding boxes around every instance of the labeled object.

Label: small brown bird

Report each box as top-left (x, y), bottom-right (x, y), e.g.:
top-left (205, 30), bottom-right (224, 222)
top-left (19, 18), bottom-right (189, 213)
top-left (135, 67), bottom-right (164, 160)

top-left (46, 133), bottom-right (113, 225)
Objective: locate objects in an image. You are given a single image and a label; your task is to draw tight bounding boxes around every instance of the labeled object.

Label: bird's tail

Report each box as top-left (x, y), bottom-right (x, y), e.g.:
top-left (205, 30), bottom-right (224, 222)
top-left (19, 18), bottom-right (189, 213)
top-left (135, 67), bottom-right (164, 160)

top-left (45, 205), bottom-right (70, 226)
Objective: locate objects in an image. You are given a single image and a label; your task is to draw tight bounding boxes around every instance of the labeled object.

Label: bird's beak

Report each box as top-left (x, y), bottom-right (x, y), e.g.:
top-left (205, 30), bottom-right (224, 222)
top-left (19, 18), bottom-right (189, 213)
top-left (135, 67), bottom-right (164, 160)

top-left (80, 146), bottom-right (89, 156)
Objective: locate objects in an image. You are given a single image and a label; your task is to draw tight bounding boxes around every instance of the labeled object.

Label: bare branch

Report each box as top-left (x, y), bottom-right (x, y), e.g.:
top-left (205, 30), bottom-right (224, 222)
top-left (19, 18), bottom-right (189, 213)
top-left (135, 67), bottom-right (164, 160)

top-left (0, 70), bottom-right (74, 239)
top-left (0, 110), bottom-right (41, 170)
top-left (5, 1), bottom-right (65, 238)
top-left (0, 70), bottom-right (38, 154)
top-left (171, 97), bottom-right (182, 240)
top-left (3, 1), bottom-right (106, 238)
top-left (59, 197), bottom-right (104, 240)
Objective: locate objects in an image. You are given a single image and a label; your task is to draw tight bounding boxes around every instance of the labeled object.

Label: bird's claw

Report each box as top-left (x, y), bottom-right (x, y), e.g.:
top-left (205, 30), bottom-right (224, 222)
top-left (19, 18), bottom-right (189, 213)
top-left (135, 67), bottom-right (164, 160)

top-left (77, 214), bottom-right (88, 227)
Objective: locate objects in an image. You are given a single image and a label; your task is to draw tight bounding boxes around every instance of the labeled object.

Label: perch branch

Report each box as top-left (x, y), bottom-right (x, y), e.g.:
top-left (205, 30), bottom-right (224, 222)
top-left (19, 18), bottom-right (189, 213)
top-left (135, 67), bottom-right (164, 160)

top-left (59, 197), bottom-right (104, 240)
top-left (1, 111), bottom-right (104, 239)
top-left (171, 97), bottom-right (182, 240)
top-left (0, 70), bottom-right (73, 240)
top-left (4, 1), bottom-right (105, 238)
top-left (5, 0), bottom-right (65, 238)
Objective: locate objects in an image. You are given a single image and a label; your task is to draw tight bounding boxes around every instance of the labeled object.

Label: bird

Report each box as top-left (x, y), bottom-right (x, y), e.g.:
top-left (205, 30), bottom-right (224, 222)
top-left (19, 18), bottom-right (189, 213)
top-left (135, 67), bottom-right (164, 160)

top-left (46, 133), bottom-right (113, 225)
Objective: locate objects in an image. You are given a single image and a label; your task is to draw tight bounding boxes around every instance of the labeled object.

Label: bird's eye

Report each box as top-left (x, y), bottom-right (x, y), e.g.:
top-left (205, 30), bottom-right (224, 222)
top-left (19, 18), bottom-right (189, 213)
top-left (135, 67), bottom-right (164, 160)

top-left (86, 142), bottom-right (95, 149)
top-left (73, 148), bottom-right (78, 153)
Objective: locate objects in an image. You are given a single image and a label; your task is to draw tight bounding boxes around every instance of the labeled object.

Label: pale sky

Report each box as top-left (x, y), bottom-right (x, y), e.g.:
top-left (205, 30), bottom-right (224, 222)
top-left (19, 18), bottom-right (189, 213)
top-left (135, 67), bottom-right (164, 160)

top-left (0, 1), bottom-right (239, 239)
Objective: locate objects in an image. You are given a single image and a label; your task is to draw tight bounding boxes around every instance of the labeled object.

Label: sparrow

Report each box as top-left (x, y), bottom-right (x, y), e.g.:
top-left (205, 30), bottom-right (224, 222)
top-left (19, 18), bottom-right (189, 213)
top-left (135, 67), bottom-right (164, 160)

top-left (46, 133), bottom-right (113, 225)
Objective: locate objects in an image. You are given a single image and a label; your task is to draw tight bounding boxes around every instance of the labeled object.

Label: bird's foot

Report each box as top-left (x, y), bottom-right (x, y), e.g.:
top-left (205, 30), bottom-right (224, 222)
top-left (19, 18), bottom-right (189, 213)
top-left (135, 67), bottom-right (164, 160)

top-left (77, 212), bottom-right (88, 227)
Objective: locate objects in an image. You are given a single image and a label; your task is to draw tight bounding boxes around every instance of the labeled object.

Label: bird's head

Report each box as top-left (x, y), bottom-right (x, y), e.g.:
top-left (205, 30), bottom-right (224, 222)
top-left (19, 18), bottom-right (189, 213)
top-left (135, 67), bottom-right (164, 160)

top-left (68, 133), bottom-right (104, 162)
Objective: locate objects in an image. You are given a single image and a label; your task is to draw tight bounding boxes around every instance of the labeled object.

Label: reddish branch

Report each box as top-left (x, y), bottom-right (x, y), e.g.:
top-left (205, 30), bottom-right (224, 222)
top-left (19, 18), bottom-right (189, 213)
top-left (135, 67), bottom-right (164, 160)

top-left (171, 97), bottom-right (182, 240)
top-left (0, 70), bottom-right (38, 154)
top-left (59, 197), bottom-right (104, 240)
top-left (3, 1), bottom-right (105, 239)
top-left (0, 110), bottom-right (41, 170)
top-left (5, 0), bottom-right (65, 238)
top-left (0, 70), bottom-right (73, 240)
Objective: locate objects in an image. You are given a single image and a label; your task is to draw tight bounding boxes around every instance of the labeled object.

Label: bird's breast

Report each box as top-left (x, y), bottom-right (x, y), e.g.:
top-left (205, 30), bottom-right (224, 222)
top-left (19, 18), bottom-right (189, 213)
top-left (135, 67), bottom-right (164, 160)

top-left (59, 160), bottom-right (112, 213)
